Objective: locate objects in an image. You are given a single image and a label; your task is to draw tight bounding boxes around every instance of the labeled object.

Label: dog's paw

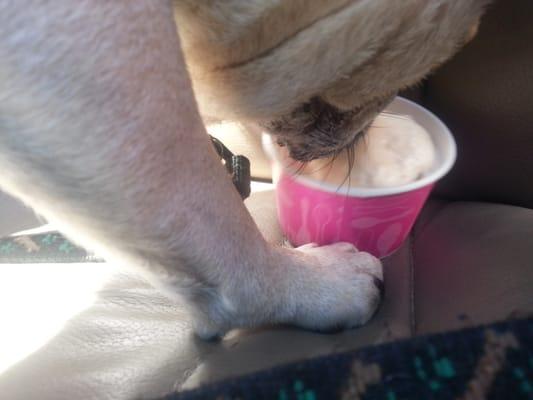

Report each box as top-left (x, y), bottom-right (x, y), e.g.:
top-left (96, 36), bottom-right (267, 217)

top-left (187, 242), bottom-right (383, 339)
top-left (284, 242), bottom-right (384, 332)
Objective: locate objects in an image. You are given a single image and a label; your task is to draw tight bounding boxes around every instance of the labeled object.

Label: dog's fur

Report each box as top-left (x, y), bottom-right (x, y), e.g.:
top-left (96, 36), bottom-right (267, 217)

top-left (175, 0), bottom-right (488, 159)
top-left (0, 1), bottom-right (487, 338)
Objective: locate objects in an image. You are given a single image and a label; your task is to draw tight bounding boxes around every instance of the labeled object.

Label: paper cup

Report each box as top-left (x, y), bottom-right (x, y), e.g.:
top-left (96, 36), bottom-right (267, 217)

top-left (263, 97), bottom-right (456, 258)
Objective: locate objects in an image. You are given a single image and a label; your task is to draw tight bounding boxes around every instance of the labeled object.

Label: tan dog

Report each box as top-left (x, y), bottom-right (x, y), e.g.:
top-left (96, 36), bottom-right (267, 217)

top-left (176, 0), bottom-right (487, 159)
top-left (0, 1), bottom-right (487, 339)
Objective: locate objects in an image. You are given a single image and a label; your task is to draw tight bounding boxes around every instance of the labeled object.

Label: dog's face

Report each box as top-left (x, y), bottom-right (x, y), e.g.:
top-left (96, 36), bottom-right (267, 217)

top-left (176, 0), bottom-right (489, 161)
top-left (262, 94), bottom-right (396, 161)
top-left (261, 22), bottom-right (482, 162)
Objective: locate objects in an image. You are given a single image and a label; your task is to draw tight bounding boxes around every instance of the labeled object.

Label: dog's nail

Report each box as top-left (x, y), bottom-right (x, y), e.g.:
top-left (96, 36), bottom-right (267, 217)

top-left (333, 242), bottom-right (358, 252)
top-left (196, 331), bottom-right (224, 342)
top-left (373, 276), bottom-right (385, 299)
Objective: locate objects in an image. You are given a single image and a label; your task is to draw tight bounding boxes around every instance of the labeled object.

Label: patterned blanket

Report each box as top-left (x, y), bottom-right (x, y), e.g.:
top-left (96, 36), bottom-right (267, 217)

top-left (163, 319), bottom-right (532, 400)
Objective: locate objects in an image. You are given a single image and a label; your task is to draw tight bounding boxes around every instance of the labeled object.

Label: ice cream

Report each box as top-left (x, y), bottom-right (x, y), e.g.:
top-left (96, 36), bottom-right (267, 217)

top-left (296, 113), bottom-right (436, 188)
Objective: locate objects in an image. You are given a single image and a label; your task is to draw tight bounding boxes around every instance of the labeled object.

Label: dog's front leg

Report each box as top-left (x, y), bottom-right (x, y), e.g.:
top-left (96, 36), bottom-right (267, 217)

top-left (0, 1), bottom-right (383, 338)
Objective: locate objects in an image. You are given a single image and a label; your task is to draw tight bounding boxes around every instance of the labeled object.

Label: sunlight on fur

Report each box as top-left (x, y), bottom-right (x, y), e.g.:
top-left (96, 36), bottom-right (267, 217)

top-left (0, 263), bottom-right (114, 375)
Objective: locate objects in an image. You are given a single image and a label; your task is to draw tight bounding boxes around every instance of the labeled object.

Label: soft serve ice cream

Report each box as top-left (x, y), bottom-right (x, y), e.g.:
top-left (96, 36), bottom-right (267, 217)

top-left (268, 97), bottom-right (457, 257)
top-left (297, 113), bottom-right (436, 188)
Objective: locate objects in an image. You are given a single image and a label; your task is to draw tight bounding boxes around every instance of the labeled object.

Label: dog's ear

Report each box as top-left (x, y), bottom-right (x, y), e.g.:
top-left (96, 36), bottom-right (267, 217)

top-left (174, 0), bottom-right (351, 70)
top-left (174, 0), bottom-right (490, 121)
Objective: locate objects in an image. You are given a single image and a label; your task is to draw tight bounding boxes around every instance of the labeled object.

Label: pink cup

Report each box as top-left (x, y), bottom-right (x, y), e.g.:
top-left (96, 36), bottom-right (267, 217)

top-left (263, 97), bottom-right (457, 258)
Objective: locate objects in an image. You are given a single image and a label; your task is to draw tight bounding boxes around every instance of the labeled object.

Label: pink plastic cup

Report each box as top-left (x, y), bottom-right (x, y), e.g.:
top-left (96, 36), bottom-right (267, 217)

top-left (263, 97), bottom-right (457, 258)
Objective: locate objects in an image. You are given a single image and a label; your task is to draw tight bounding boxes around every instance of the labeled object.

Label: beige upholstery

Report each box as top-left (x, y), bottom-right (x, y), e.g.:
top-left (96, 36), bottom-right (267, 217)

top-left (413, 201), bottom-right (533, 335)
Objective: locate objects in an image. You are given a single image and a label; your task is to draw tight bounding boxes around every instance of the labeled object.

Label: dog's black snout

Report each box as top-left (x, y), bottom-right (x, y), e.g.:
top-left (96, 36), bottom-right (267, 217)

top-left (373, 276), bottom-right (385, 299)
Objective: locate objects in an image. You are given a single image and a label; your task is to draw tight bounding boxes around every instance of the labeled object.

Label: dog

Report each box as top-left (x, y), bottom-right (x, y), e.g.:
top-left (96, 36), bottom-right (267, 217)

top-left (0, 1), bottom-right (488, 339)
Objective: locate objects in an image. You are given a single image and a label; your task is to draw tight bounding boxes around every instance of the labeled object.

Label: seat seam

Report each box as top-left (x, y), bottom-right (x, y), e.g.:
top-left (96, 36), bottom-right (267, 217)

top-left (408, 199), bottom-right (452, 336)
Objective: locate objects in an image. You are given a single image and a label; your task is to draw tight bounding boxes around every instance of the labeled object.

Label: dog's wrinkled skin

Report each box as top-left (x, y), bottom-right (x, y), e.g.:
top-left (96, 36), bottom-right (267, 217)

top-left (0, 1), bottom-right (487, 338)
top-left (175, 0), bottom-right (488, 160)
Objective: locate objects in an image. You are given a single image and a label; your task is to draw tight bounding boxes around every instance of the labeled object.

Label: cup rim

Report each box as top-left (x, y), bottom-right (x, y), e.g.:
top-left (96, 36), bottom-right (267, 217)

top-left (262, 96), bottom-right (457, 198)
